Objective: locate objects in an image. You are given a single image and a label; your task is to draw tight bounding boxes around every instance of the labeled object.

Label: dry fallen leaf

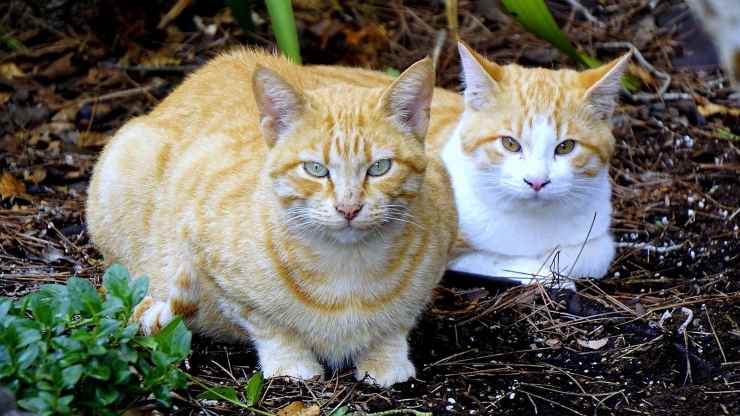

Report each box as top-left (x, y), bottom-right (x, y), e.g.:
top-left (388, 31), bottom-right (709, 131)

top-left (576, 337), bottom-right (608, 350)
top-left (77, 131), bottom-right (110, 148)
top-left (277, 402), bottom-right (320, 416)
top-left (40, 52), bottom-right (76, 79)
top-left (0, 171), bottom-right (28, 200)
top-left (24, 167), bottom-right (47, 184)
top-left (698, 102), bottom-right (740, 117)
top-left (0, 91), bottom-right (11, 105)
top-left (545, 338), bottom-right (562, 348)
top-left (0, 63), bottom-right (24, 79)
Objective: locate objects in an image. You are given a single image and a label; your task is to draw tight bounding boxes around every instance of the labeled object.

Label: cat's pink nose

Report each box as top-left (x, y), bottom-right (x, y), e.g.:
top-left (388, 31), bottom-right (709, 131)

top-left (335, 204), bottom-right (363, 221)
top-left (524, 177), bottom-right (551, 192)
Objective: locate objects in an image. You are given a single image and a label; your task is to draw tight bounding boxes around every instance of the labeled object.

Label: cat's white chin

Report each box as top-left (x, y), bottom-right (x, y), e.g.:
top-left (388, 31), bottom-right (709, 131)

top-left (327, 225), bottom-right (372, 244)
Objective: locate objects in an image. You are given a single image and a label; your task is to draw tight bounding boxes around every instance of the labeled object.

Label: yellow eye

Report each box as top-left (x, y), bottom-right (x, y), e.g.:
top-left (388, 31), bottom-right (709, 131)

top-left (500, 136), bottom-right (521, 153)
top-left (555, 139), bottom-right (576, 155)
top-left (303, 161), bottom-right (329, 177)
top-left (367, 159), bottom-right (392, 177)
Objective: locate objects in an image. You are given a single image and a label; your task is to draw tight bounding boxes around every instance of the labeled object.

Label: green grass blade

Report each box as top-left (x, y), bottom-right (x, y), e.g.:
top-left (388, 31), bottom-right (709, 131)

top-left (501, 0), bottom-right (596, 68)
top-left (501, 0), bottom-right (640, 91)
top-left (265, 0), bottom-right (302, 64)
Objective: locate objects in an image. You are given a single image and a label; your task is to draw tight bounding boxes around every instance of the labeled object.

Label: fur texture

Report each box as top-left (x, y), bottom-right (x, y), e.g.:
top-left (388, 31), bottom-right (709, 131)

top-left (87, 49), bottom-right (458, 387)
top-left (427, 42), bottom-right (630, 288)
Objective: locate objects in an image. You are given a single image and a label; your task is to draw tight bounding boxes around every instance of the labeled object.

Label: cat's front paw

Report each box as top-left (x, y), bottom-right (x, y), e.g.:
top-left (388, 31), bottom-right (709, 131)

top-left (261, 357), bottom-right (323, 381)
top-left (356, 357), bottom-right (416, 387)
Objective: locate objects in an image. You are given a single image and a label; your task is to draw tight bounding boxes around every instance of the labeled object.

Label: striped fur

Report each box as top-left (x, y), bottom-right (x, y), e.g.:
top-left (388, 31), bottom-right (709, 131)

top-left (86, 49), bottom-right (458, 387)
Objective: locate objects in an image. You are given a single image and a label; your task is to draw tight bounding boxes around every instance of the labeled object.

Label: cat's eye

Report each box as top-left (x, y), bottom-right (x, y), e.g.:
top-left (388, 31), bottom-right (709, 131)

top-left (500, 136), bottom-right (521, 153)
top-left (303, 161), bottom-right (329, 178)
top-left (555, 139), bottom-right (576, 155)
top-left (367, 159), bottom-right (392, 177)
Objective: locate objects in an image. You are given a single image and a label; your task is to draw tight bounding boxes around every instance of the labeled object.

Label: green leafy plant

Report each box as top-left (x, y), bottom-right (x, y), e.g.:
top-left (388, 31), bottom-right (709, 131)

top-left (0, 265), bottom-right (192, 416)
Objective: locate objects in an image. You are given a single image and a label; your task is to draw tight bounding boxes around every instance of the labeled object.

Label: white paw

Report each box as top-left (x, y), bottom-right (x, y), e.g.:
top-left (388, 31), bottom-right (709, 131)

top-left (261, 357), bottom-right (323, 381)
top-left (139, 299), bottom-right (173, 336)
top-left (356, 357), bottom-right (416, 387)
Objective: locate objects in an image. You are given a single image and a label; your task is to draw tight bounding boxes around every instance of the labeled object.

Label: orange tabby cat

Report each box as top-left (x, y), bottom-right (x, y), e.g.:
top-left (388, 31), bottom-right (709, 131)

top-left (86, 49), bottom-right (458, 386)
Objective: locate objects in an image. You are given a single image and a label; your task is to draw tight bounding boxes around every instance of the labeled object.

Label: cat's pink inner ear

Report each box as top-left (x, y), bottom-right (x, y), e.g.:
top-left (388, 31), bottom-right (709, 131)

top-left (458, 41), bottom-right (503, 111)
top-left (252, 65), bottom-right (305, 146)
top-left (382, 57), bottom-right (435, 140)
top-left (580, 51), bottom-right (633, 120)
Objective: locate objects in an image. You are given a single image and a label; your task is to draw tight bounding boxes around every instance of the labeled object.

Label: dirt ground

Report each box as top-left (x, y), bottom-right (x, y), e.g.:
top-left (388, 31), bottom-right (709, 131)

top-left (1, 1), bottom-right (739, 415)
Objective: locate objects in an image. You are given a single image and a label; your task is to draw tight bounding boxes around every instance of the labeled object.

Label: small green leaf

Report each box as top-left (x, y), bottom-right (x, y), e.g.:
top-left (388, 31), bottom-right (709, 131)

top-left (134, 335), bottom-right (158, 350)
top-left (56, 395), bottom-right (74, 414)
top-left (52, 336), bottom-right (83, 352)
top-left (245, 371), bottom-right (264, 406)
top-left (121, 323), bottom-right (139, 339)
top-left (94, 384), bottom-right (120, 406)
top-left (36, 284), bottom-right (71, 320)
top-left (117, 343), bottom-right (138, 363)
top-left (111, 358), bottom-right (131, 384)
top-left (17, 344), bottom-right (40, 369)
top-left (0, 299), bottom-right (11, 321)
top-left (104, 263), bottom-right (132, 303)
top-left (102, 296), bottom-right (125, 316)
top-left (61, 364), bottom-right (84, 388)
top-left (155, 318), bottom-right (191, 360)
top-left (384, 67), bottom-right (401, 78)
top-left (97, 318), bottom-right (122, 339)
top-left (197, 386), bottom-right (239, 401)
top-left (717, 127), bottom-right (740, 141)
top-left (67, 277), bottom-right (102, 315)
top-left (17, 328), bottom-right (42, 348)
top-left (17, 395), bottom-right (51, 414)
top-left (87, 358), bottom-right (111, 380)
top-left (331, 406), bottom-right (351, 416)
top-left (151, 350), bottom-right (173, 368)
top-left (28, 293), bottom-right (55, 326)
top-left (131, 277), bottom-right (149, 307)
top-left (87, 343), bottom-right (107, 356)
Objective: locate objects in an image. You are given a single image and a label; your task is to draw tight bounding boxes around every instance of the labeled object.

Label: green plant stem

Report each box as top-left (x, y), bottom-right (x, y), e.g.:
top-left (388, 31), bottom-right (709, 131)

top-left (181, 371), bottom-right (274, 416)
top-left (265, 0), bottom-right (301, 64)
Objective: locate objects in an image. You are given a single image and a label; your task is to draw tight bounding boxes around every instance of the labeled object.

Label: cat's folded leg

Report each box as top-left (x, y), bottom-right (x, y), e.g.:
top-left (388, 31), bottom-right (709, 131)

top-left (552, 234), bottom-right (615, 280)
top-left (449, 250), bottom-right (576, 289)
top-left (251, 328), bottom-right (323, 381)
top-left (355, 331), bottom-right (415, 387)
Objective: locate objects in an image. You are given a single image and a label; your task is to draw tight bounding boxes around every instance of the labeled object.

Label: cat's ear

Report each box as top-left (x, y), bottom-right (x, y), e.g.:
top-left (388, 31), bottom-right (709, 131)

top-left (252, 65), bottom-right (305, 146)
top-left (580, 51), bottom-right (632, 119)
top-left (458, 41), bottom-right (504, 111)
top-left (379, 57), bottom-right (435, 141)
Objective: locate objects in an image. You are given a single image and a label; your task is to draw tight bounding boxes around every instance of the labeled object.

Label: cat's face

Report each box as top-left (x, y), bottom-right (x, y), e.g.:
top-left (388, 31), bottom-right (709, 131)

top-left (253, 59), bottom-right (433, 244)
top-left (456, 43), bottom-right (630, 209)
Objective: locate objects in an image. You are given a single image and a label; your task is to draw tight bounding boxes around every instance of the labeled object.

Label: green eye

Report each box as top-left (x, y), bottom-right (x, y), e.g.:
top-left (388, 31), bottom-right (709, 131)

top-left (303, 161), bottom-right (329, 177)
top-left (500, 136), bottom-right (522, 153)
top-left (555, 139), bottom-right (576, 155)
top-left (367, 159), bottom-right (392, 177)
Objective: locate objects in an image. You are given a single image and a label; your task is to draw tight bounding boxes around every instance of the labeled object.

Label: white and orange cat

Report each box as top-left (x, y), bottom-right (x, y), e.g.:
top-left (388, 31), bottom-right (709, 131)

top-left (86, 49), bottom-right (458, 386)
top-left (427, 42), bottom-right (631, 288)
